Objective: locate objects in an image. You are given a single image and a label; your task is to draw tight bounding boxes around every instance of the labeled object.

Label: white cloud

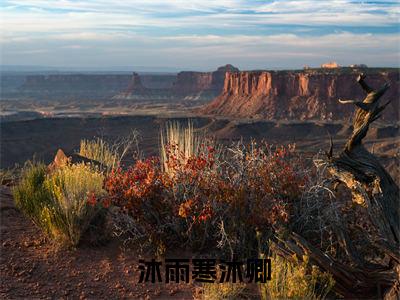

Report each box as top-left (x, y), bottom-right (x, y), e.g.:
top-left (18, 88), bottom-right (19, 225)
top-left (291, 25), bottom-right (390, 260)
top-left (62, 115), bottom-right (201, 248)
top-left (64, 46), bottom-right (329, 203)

top-left (60, 44), bottom-right (90, 49)
top-left (1, 0), bottom-right (399, 68)
top-left (1, 0), bottom-right (399, 37)
top-left (2, 31), bottom-right (398, 69)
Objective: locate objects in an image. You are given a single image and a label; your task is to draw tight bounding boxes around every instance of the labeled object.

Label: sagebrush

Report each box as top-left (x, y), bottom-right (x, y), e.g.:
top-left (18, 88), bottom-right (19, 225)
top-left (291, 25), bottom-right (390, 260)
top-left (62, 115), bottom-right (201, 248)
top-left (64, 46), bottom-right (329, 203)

top-left (13, 161), bottom-right (106, 247)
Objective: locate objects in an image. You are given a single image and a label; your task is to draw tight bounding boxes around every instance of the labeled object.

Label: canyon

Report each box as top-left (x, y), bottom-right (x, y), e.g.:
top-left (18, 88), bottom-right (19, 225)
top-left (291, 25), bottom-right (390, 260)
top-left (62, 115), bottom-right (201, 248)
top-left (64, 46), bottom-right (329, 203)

top-left (2, 65), bottom-right (238, 102)
top-left (1, 66), bottom-right (399, 122)
top-left (1, 66), bottom-right (398, 181)
top-left (201, 68), bottom-right (399, 121)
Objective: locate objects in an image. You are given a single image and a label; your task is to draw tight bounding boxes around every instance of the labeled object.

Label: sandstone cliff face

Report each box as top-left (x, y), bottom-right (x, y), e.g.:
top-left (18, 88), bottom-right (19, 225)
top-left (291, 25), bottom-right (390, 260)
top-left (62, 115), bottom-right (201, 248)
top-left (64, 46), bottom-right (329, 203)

top-left (211, 64), bottom-right (240, 91)
top-left (202, 70), bottom-right (399, 121)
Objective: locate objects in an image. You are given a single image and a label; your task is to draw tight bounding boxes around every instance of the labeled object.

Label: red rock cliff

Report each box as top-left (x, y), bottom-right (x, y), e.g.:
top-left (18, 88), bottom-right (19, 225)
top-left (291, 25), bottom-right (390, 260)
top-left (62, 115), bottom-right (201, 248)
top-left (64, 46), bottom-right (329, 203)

top-left (201, 69), bottom-right (399, 121)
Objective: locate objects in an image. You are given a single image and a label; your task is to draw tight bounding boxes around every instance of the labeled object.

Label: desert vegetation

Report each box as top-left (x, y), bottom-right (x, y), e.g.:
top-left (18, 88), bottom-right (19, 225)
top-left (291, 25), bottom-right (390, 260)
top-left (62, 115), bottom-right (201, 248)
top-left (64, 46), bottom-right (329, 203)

top-left (11, 123), bottom-right (336, 298)
top-left (13, 161), bottom-right (106, 247)
top-left (9, 75), bottom-right (399, 299)
top-left (79, 138), bottom-right (118, 168)
top-left (260, 254), bottom-right (334, 300)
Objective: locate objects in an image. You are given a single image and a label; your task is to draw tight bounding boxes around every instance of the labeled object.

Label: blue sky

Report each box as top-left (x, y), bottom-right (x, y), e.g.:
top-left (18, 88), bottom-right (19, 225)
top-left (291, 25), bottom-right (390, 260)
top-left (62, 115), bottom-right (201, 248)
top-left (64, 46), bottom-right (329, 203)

top-left (1, 0), bottom-right (399, 70)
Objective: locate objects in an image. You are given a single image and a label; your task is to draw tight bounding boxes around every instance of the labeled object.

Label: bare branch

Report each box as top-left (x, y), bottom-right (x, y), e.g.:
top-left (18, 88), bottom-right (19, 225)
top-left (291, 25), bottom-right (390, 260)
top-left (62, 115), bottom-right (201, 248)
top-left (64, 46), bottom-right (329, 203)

top-left (357, 73), bottom-right (374, 94)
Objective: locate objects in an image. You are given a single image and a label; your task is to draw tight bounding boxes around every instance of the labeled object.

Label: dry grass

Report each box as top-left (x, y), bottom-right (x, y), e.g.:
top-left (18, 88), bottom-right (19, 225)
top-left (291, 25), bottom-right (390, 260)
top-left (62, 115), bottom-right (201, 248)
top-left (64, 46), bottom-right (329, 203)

top-left (200, 281), bottom-right (248, 300)
top-left (160, 120), bottom-right (204, 176)
top-left (0, 166), bottom-right (20, 186)
top-left (79, 131), bottom-right (141, 169)
top-left (260, 253), bottom-right (335, 300)
top-left (199, 251), bottom-right (334, 300)
top-left (79, 138), bottom-right (118, 168)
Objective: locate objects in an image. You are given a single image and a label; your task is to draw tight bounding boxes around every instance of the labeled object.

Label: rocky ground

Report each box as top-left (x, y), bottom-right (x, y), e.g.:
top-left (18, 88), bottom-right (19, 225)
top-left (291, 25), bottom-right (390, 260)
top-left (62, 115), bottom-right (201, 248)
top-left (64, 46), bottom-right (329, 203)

top-left (0, 186), bottom-right (197, 299)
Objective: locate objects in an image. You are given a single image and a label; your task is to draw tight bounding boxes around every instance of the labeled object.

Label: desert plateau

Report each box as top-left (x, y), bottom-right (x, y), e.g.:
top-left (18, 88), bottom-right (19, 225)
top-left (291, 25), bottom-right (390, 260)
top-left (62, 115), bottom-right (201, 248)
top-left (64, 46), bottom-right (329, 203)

top-left (1, 1), bottom-right (399, 299)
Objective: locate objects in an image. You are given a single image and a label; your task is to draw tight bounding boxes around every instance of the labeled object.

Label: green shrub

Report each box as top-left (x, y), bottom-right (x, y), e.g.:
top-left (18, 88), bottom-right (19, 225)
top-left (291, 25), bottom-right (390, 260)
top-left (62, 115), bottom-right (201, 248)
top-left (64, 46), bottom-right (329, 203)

top-left (44, 163), bottom-right (106, 246)
top-left (13, 161), bottom-right (52, 231)
top-left (13, 161), bottom-right (106, 247)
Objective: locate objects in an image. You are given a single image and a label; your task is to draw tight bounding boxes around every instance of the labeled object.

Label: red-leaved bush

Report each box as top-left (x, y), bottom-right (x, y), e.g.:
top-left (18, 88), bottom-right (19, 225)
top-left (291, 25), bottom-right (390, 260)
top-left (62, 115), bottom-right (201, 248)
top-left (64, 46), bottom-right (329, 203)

top-left (104, 141), bottom-right (309, 256)
top-left (105, 157), bottom-right (162, 214)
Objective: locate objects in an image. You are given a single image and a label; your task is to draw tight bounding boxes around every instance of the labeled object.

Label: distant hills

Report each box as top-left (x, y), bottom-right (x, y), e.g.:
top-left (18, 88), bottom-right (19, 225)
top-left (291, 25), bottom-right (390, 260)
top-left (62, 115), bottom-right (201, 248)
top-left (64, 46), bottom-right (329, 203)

top-left (1, 65), bottom-right (202, 74)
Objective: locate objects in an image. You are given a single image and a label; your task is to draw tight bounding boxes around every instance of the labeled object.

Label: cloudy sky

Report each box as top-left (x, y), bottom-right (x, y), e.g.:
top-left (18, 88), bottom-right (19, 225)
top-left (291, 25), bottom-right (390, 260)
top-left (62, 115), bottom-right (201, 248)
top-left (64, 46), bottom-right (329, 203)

top-left (1, 0), bottom-right (399, 71)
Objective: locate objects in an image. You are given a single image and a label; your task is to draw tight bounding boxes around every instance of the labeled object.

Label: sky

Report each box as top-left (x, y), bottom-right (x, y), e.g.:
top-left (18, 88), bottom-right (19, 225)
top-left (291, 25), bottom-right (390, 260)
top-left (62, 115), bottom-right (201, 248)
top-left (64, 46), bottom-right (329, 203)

top-left (1, 0), bottom-right (399, 71)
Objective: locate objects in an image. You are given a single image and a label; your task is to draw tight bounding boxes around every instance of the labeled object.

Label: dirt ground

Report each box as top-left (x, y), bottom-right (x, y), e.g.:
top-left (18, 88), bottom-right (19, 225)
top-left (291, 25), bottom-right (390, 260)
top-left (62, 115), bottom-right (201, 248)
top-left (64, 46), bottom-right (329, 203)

top-left (0, 185), bottom-right (197, 299)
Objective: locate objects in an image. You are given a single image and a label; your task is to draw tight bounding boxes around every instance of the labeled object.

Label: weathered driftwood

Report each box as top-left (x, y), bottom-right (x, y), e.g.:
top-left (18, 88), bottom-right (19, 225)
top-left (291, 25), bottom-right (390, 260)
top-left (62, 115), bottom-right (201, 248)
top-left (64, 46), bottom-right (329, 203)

top-left (333, 74), bottom-right (398, 244)
top-left (273, 74), bottom-right (399, 299)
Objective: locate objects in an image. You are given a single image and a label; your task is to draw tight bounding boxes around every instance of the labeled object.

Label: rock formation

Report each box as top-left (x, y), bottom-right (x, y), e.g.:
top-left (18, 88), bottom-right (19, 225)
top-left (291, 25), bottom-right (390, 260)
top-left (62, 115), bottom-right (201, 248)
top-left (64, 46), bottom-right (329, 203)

top-left (48, 149), bottom-right (105, 172)
top-left (117, 73), bottom-right (148, 98)
top-left (201, 69), bottom-right (399, 121)
top-left (115, 64), bottom-right (239, 101)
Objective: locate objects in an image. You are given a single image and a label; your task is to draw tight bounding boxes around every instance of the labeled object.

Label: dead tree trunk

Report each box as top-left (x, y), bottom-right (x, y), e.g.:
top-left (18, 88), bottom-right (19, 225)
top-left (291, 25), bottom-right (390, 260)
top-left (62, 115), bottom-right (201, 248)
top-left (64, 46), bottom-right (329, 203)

top-left (272, 74), bottom-right (399, 299)
top-left (331, 74), bottom-right (399, 245)
top-left (329, 74), bottom-right (399, 299)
